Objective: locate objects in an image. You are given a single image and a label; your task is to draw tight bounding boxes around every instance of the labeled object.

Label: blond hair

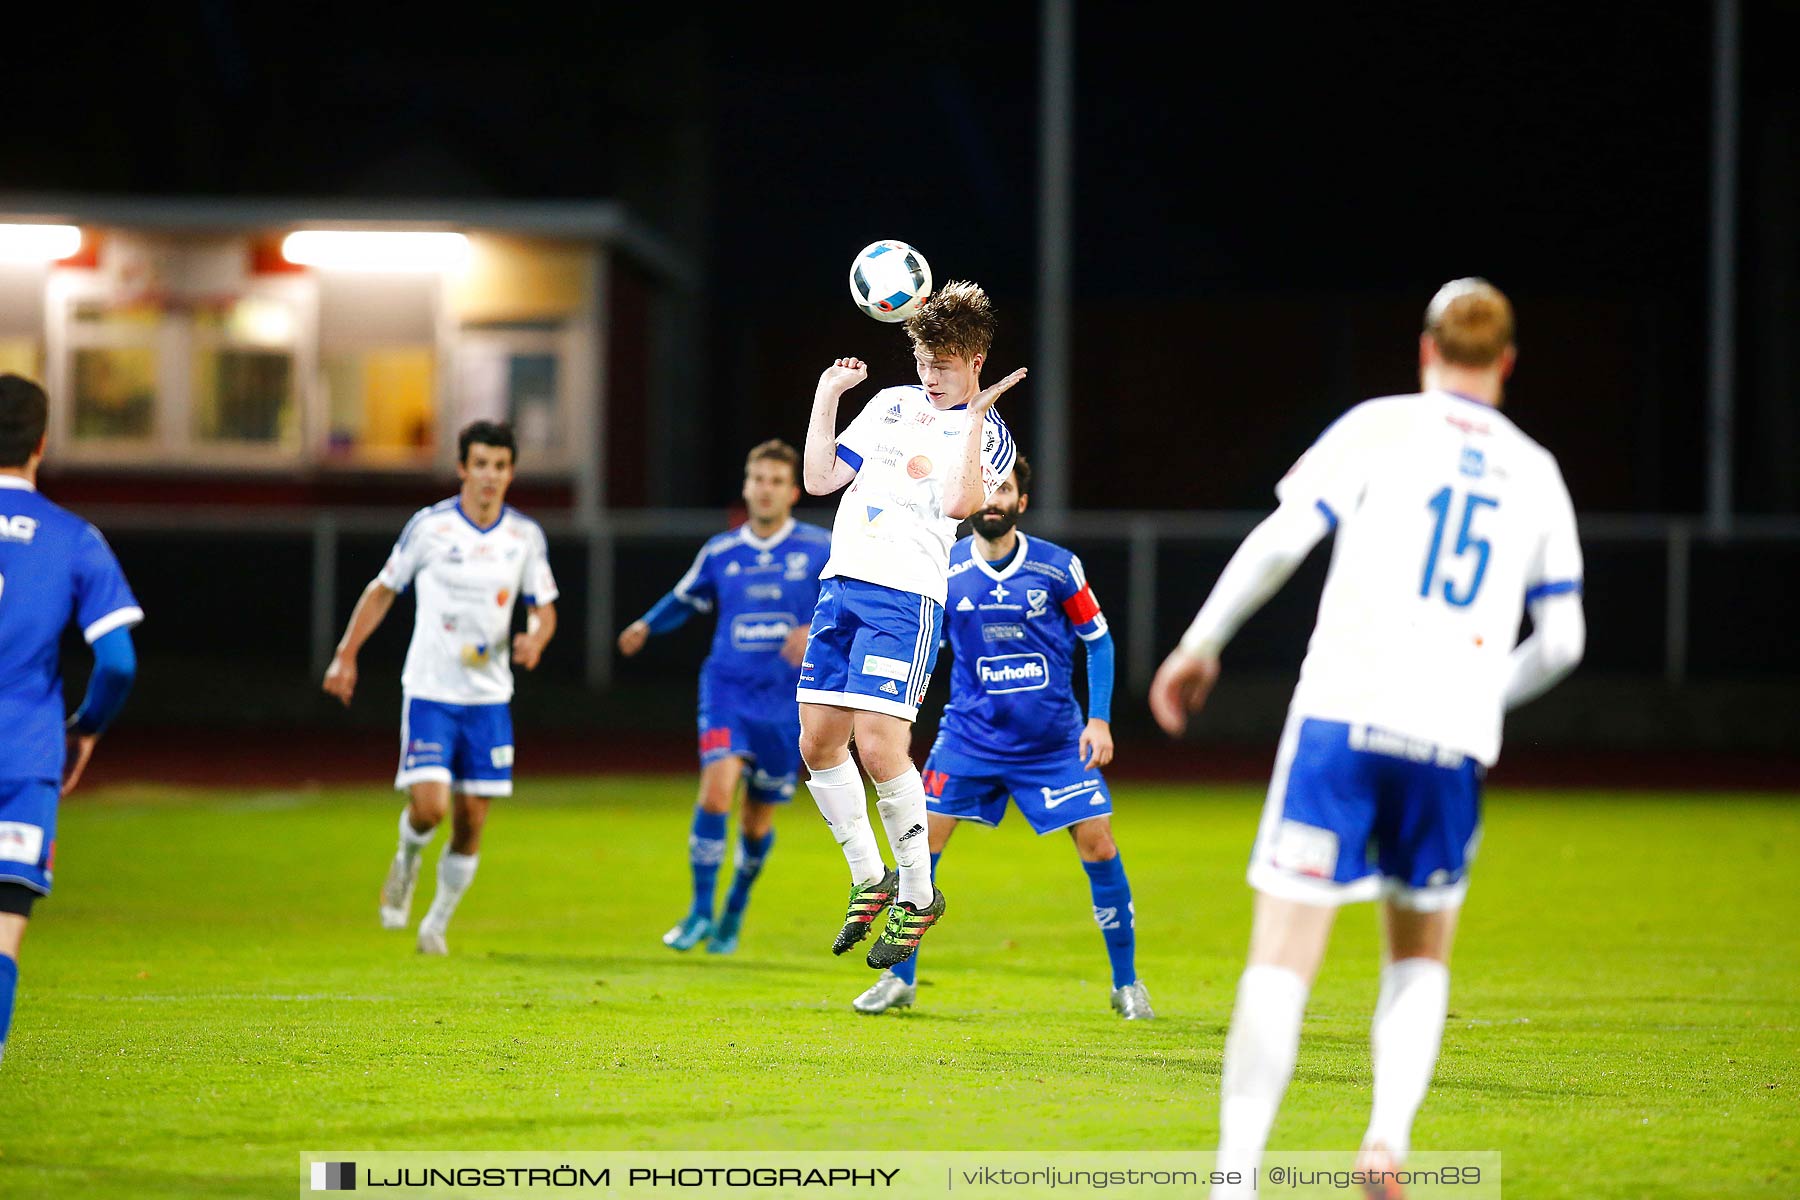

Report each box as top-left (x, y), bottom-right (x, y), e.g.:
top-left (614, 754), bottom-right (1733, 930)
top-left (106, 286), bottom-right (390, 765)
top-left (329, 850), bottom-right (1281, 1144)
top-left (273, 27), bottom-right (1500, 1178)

top-left (1424, 278), bottom-right (1515, 367)
top-left (905, 280), bottom-right (996, 363)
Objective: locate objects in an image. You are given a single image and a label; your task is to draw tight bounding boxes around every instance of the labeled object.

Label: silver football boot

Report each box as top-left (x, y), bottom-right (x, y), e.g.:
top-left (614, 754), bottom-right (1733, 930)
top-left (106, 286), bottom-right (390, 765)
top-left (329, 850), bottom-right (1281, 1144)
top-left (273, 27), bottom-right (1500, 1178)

top-left (851, 969), bottom-right (916, 1014)
top-left (1111, 980), bottom-right (1155, 1020)
top-left (380, 853), bottom-right (419, 930)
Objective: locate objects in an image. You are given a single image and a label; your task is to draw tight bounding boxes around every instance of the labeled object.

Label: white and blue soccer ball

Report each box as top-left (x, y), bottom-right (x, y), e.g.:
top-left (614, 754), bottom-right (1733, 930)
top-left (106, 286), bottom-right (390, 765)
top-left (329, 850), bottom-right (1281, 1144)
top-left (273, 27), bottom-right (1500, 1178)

top-left (848, 240), bottom-right (933, 323)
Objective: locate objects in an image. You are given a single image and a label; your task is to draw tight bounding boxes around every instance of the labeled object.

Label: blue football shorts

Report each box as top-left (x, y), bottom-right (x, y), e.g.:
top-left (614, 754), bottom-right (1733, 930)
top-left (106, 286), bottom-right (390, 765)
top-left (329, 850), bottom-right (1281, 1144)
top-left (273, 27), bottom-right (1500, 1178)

top-left (396, 696), bottom-right (515, 797)
top-left (796, 577), bottom-right (943, 722)
top-left (0, 778), bottom-right (58, 895)
top-left (1248, 714), bottom-right (1483, 911)
top-left (697, 672), bottom-right (800, 804)
top-left (922, 739), bottom-right (1113, 836)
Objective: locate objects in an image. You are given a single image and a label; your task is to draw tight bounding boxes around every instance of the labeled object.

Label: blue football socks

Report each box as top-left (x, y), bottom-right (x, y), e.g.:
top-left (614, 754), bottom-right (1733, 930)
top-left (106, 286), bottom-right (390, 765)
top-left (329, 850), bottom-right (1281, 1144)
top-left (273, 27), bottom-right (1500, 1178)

top-left (1083, 855), bottom-right (1138, 989)
top-left (723, 830), bottom-right (774, 917)
top-left (688, 808), bottom-right (728, 919)
top-left (0, 952), bottom-right (17, 1063)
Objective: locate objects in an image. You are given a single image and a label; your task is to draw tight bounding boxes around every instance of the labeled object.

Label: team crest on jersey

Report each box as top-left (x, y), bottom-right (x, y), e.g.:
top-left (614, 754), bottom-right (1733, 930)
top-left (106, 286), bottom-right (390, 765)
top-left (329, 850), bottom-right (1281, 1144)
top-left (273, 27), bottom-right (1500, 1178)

top-left (785, 552), bottom-right (811, 579)
top-left (1026, 589), bottom-right (1050, 618)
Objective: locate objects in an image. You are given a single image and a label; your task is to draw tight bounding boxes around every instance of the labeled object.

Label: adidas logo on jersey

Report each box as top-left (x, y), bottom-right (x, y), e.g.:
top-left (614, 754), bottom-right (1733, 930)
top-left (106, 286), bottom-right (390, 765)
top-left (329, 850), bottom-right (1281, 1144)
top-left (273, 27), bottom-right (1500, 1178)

top-left (955, 596), bottom-right (975, 611)
top-left (879, 680), bottom-right (900, 695)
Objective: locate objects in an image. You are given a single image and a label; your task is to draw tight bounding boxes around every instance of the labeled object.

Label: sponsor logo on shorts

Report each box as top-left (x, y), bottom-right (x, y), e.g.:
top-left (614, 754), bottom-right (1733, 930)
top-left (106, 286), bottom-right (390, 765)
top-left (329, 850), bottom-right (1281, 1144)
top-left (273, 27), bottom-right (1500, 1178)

top-left (700, 728), bottom-right (733, 755)
top-left (861, 654), bottom-right (912, 681)
top-left (1347, 723), bottom-right (1467, 769)
top-left (975, 652), bottom-right (1049, 693)
top-left (0, 821), bottom-right (45, 865)
top-left (1270, 819), bottom-right (1340, 879)
top-left (922, 769), bottom-right (950, 797)
top-left (879, 680), bottom-right (900, 695)
top-left (489, 745), bottom-right (514, 769)
top-left (1040, 779), bottom-right (1103, 810)
top-left (731, 612), bottom-right (796, 651)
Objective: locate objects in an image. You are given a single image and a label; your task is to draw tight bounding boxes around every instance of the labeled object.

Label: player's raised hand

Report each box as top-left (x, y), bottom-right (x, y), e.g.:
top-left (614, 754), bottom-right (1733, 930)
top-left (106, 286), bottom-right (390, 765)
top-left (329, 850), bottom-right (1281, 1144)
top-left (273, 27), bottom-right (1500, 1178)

top-left (1148, 648), bottom-right (1221, 737)
top-left (818, 358), bottom-right (868, 394)
top-left (1079, 717), bottom-right (1114, 769)
top-left (512, 632), bottom-right (544, 671)
top-left (617, 620), bottom-right (650, 658)
top-left (779, 625), bottom-right (809, 667)
top-left (969, 367), bottom-right (1028, 415)
top-left (61, 729), bottom-right (99, 796)
top-left (322, 653), bottom-right (358, 707)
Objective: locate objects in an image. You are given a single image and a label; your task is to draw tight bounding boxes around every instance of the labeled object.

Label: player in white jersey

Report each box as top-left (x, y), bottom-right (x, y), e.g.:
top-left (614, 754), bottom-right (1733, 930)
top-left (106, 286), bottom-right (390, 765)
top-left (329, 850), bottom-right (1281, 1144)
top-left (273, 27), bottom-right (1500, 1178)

top-left (798, 281), bottom-right (1025, 971)
top-left (323, 421), bottom-right (559, 956)
top-left (1150, 280), bottom-right (1585, 1198)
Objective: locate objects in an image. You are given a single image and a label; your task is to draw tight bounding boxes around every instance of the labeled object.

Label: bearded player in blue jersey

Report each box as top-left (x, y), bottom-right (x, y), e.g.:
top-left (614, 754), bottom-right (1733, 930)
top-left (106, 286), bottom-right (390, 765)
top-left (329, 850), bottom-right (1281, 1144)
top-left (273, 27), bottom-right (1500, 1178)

top-left (851, 456), bottom-right (1152, 1019)
top-left (0, 375), bottom-right (142, 1068)
top-left (618, 440), bottom-right (830, 954)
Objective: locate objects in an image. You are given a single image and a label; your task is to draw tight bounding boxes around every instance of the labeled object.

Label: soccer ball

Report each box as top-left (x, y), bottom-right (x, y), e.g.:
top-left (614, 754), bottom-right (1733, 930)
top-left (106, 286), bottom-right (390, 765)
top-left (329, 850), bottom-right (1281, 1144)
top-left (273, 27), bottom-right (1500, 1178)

top-left (848, 240), bottom-right (932, 323)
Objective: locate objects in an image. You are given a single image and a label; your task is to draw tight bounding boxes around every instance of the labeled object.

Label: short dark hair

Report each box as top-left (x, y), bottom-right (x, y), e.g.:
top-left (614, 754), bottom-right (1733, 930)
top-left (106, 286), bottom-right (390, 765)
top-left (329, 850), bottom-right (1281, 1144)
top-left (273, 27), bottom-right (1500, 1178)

top-left (745, 438), bottom-right (800, 478)
top-left (0, 374), bottom-right (49, 468)
top-left (1010, 453), bottom-right (1032, 498)
top-left (458, 419), bottom-right (516, 465)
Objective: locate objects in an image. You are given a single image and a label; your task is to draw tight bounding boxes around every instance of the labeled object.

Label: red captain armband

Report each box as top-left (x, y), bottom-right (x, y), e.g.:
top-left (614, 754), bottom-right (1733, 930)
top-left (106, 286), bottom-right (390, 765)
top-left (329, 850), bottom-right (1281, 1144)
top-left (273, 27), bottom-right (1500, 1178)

top-left (1062, 584), bottom-right (1102, 627)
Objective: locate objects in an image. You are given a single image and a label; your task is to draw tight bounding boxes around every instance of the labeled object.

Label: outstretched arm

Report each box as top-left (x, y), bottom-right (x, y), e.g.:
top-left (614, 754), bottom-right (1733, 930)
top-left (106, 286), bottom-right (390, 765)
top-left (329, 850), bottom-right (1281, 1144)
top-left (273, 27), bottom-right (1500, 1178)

top-left (618, 591), bottom-right (701, 657)
top-left (322, 580), bottom-right (395, 707)
top-left (804, 358), bottom-right (866, 496)
top-left (1149, 500), bottom-right (1331, 735)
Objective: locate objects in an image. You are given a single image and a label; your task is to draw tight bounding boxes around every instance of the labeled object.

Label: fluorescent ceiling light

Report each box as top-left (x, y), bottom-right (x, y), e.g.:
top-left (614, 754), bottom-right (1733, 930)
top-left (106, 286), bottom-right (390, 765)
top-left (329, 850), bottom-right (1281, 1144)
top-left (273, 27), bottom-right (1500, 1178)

top-left (0, 224), bottom-right (82, 263)
top-left (282, 231), bottom-right (469, 271)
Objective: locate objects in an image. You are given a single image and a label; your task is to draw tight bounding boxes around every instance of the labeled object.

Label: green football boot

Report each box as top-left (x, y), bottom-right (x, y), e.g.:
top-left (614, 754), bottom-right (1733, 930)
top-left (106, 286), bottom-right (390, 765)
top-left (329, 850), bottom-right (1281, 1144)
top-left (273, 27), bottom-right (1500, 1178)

top-left (866, 885), bottom-right (946, 969)
top-left (832, 867), bottom-right (898, 955)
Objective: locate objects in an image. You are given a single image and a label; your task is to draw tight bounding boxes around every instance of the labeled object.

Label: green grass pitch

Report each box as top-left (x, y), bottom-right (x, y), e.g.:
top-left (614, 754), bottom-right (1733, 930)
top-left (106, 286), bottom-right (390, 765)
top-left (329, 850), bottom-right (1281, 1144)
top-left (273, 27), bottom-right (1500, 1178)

top-left (3, 777), bottom-right (1795, 1197)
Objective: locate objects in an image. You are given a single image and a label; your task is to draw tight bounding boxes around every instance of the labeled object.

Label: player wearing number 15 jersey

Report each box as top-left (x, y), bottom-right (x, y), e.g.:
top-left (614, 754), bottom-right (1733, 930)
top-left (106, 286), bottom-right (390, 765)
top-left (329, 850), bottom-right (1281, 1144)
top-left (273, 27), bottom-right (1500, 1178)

top-left (1150, 280), bottom-right (1585, 1197)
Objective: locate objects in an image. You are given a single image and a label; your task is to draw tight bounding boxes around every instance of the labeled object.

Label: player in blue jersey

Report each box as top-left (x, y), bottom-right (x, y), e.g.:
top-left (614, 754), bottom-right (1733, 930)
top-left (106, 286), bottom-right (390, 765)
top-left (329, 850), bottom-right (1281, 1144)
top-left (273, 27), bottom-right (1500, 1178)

top-left (323, 420), bottom-right (558, 956)
top-left (0, 375), bottom-right (142, 1068)
top-left (617, 440), bottom-right (829, 955)
top-left (848, 456), bottom-right (1152, 1019)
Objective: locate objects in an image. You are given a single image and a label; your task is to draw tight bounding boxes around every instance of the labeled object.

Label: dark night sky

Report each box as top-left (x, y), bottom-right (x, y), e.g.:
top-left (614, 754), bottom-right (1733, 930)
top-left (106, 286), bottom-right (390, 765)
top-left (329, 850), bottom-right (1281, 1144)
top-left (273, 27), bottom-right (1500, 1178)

top-left (4, 2), bottom-right (1793, 512)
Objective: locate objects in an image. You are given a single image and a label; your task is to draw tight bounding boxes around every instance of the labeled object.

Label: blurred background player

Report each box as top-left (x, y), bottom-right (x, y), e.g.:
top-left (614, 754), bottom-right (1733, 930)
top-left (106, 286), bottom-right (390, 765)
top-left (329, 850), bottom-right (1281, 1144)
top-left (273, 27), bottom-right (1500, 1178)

top-left (322, 420), bottom-right (558, 956)
top-left (0, 374), bottom-right (142, 1067)
top-left (852, 456), bottom-right (1152, 1020)
top-left (1150, 279), bottom-right (1586, 1196)
top-left (617, 439), bottom-right (829, 954)
top-left (798, 282), bottom-right (1025, 970)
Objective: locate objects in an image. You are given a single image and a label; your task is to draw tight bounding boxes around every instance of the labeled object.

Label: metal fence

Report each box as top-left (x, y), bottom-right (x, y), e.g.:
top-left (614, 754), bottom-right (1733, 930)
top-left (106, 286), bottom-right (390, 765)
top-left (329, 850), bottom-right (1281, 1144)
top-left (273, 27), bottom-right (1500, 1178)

top-left (81, 506), bottom-right (1800, 699)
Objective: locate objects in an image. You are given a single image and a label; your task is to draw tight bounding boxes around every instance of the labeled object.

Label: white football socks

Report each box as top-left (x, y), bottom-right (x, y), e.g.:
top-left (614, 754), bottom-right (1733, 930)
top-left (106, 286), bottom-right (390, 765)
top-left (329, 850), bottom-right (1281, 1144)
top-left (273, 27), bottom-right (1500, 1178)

top-left (873, 767), bottom-right (933, 908)
top-left (1364, 957), bottom-right (1450, 1161)
top-left (397, 806), bottom-right (435, 864)
top-left (804, 758), bottom-right (885, 886)
top-left (1216, 964), bottom-right (1310, 1187)
top-left (420, 852), bottom-right (478, 933)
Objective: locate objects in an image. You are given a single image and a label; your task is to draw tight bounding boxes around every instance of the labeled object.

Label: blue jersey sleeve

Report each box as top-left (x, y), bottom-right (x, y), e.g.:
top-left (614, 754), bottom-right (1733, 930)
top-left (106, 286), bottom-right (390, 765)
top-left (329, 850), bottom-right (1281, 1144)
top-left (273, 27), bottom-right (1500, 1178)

top-left (72, 524), bottom-right (143, 644)
top-left (671, 541), bottom-right (717, 612)
top-left (71, 626), bottom-right (137, 735)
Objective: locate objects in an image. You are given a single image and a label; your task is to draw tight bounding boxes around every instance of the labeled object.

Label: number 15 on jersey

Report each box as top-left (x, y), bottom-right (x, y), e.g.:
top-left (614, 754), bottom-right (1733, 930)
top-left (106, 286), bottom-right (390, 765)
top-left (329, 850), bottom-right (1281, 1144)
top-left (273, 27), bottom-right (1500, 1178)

top-left (1420, 487), bottom-right (1498, 608)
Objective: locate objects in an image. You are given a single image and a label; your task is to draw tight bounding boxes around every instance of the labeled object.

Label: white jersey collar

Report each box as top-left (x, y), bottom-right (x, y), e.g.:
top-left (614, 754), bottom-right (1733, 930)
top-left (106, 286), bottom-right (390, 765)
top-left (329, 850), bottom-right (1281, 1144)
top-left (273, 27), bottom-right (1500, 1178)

top-left (970, 531), bottom-right (1029, 582)
top-left (0, 474), bottom-right (35, 491)
top-left (739, 517), bottom-right (795, 551)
